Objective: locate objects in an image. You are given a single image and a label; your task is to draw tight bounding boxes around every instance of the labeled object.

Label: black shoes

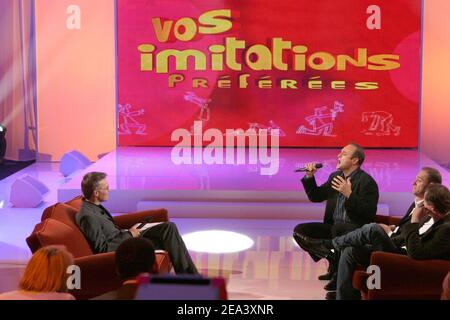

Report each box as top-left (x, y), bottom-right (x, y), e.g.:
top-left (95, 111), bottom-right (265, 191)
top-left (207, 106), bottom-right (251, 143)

top-left (325, 291), bottom-right (336, 300)
top-left (318, 271), bottom-right (334, 281)
top-left (324, 275), bottom-right (337, 291)
top-left (319, 255), bottom-right (337, 280)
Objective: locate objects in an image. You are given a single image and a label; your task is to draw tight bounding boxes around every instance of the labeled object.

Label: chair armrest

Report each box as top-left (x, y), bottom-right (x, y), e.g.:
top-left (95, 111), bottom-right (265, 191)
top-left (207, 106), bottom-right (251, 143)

top-left (375, 215), bottom-right (401, 225)
top-left (387, 217), bottom-right (402, 225)
top-left (375, 215), bottom-right (390, 225)
top-left (366, 252), bottom-right (450, 299)
top-left (113, 209), bottom-right (169, 229)
top-left (70, 252), bottom-right (122, 300)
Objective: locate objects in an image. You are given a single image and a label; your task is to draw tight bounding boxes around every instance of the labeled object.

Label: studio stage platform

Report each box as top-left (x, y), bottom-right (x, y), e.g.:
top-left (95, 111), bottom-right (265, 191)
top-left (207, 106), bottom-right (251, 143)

top-left (57, 147), bottom-right (449, 219)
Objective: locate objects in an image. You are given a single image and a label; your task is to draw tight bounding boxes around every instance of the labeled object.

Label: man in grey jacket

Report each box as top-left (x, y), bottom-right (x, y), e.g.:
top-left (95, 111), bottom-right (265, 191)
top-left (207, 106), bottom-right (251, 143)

top-left (76, 172), bottom-right (198, 275)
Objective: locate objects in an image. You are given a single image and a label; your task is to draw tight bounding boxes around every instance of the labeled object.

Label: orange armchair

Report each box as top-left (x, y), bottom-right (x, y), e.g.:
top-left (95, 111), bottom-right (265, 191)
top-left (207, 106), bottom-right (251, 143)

top-left (353, 252), bottom-right (450, 300)
top-left (352, 215), bottom-right (450, 299)
top-left (26, 198), bottom-right (172, 300)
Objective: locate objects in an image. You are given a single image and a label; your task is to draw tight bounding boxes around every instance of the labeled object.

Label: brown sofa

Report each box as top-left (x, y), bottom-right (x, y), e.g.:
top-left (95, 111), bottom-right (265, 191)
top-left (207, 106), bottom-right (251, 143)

top-left (353, 215), bottom-right (450, 299)
top-left (26, 197), bottom-right (172, 300)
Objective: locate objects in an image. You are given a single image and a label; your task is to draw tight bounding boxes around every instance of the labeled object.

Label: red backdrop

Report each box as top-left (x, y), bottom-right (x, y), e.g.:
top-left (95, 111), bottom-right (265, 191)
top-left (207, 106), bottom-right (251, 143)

top-left (117, 0), bottom-right (421, 147)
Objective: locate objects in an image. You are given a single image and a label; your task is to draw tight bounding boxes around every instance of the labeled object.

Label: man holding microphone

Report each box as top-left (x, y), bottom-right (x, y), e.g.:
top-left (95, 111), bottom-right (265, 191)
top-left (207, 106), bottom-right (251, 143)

top-left (293, 143), bottom-right (379, 294)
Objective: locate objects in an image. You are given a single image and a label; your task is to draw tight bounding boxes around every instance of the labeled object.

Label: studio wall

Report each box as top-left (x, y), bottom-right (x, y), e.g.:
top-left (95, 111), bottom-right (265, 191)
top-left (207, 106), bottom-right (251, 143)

top-left (420, 0), bottom-right (450, 166)
top-left (35, 0), bottom-right (116, 161)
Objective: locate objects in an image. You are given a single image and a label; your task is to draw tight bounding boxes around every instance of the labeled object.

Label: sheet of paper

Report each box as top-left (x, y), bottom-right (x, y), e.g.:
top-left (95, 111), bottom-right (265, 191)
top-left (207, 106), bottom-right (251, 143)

top-left (132, 222), bottom-right (164, 232)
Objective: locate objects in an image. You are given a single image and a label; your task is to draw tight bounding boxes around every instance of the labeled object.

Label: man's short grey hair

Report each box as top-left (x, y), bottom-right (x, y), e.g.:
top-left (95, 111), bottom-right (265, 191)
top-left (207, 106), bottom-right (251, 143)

top-left (81, 172), bottom-right (107, 199)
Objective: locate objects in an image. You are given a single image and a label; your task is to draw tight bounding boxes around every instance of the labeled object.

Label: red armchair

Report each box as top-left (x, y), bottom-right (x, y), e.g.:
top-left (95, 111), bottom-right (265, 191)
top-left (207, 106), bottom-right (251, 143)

top-left (442, 272), bottom-right (450, 300)
top-left (374, 215), bottom-right (401, 226)
top-left (353, 252), bottom-right (450, 300)
top-left (353, 215), bottom-right (450, 299)
top-left (26, 198), bottom-right (172, 300)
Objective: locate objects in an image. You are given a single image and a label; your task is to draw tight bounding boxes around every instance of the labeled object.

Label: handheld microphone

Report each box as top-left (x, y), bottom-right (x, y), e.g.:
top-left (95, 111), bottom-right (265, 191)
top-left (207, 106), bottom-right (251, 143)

top-left (294, 163), bottom-right (323, 172)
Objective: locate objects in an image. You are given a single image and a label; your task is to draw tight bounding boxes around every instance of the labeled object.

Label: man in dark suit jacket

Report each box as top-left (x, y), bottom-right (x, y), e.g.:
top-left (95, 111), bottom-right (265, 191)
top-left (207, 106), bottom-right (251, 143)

top-left (76, 172), bottom-right (198, 275)
top-left (378, 167), bottom-right (443, 247)
top-left (293, 143), bottom-right (379, 290)
top-left (311, 182), bottom-right (450, 300)
top-left (312, 166), bottom-right (442, 299)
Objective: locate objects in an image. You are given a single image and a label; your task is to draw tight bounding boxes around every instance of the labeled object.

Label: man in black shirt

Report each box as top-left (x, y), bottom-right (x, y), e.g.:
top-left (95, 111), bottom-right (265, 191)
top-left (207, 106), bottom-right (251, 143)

top-left (293, 143), bottom-right (379, 292)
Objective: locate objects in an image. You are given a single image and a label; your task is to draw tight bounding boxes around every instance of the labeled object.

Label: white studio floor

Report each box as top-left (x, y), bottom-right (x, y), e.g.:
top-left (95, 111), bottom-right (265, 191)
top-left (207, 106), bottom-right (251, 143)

top-left (1, 147), bottom-right (448, 299)
top-left (0, 161), bottom-right (329, 299)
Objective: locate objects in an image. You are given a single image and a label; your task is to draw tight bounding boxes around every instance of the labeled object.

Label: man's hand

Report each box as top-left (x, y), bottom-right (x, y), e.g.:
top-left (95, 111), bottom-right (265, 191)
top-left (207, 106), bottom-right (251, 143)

top-left (331, 176), bottom-right (352, 198)
top-left (378, 223), bottom-right (396, 235)
top-left (304, 162), bottom-right (318, 178)
top-left (129, 226), bottom-right (141, 238)
top-left (411, 207), bottom-right (428, 223)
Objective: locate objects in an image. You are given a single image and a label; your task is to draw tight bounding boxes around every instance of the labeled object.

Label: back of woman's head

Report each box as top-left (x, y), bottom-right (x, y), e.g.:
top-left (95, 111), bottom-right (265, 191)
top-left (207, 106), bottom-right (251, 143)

top-left (19, 246), bottom-right (74, 293)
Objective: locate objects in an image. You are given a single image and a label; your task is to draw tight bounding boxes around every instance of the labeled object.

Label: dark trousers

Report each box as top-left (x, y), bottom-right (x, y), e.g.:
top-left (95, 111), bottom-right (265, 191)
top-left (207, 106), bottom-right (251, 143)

top-left (293, 222), bottom-right (358, 263)
top-left (142, 222), bottom-right (198, 274)
top-left (333, 223), bottom-right (402, 300)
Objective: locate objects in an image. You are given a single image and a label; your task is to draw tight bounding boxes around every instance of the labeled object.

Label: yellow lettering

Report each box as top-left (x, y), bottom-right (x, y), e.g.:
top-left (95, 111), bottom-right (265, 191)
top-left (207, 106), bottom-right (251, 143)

top-left (168, 74), bottom-right (185, 88)
top-left (151, 18), bottom-right (173, 43)
top-left (239, 74), bottom-right (250, 88)
top-left (258, 76), bottom-right (272, 89)
top-left (157, 49), bottom-right (206, 73)
top-left (226, 37), bottom-right (246, 71)
top-left (217, 76), bottom-right (231, 88)
top-left (331, 81), bottom-right (346, 90)
top-left (209, 45), bottom-right (225, 71)
top-left (193, 78), bottom-right (209, 88)
top-left (280, 79), bottom-right (298, 89)
top-left (355, 82), bottom-right (379, 90)
top-left (138, 44), bottom-right (155, 71)
top-left (308, 52), bottom-right (336, 71)
top-left (272, 38), bottom-right (291, 71)
top-left (292, 45), bottom-right (308, 71)
top-left (337, 48), bottom-right (368, 70)
top-left (198, 9), bottom-right (233, 35)
top-left (368, 55), bottom-right (400, 70)
top-left (174, 18), bottom-right (197, 42)
top-left (246, 44), bottom-right (272, 71)
top-left (308, 77), bottom-right (322, 89)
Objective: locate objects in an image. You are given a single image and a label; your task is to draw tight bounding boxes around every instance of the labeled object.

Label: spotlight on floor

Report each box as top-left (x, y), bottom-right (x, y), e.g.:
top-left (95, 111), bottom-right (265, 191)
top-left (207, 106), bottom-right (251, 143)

top-left (183, 230), bottom-right (254, 254)
top-left (0, 124), bottom-right (6, 164)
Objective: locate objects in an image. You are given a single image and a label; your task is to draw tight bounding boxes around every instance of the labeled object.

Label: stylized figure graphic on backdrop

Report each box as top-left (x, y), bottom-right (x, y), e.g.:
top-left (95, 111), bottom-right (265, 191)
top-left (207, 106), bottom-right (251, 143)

top-left (184, 92), bottom-right (212, 133)
top-left (361, 111), bottom-right (401, 136)
top-left (118, 104), bottom-right (147, 135)
top-left (297, 101), bottom-right (344, 137)
top-left (248, 120), bottom-right (286, 137)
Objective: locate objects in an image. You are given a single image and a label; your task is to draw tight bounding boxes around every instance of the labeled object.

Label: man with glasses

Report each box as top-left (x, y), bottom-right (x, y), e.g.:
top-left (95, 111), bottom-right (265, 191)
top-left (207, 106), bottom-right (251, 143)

top-left (76, 172), bottom-right (198, 275)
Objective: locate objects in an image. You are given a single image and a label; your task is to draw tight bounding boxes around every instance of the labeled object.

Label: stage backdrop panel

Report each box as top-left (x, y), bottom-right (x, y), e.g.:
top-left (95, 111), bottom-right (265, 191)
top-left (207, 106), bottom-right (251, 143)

top-left (117, 0), bottom-right (421, 147)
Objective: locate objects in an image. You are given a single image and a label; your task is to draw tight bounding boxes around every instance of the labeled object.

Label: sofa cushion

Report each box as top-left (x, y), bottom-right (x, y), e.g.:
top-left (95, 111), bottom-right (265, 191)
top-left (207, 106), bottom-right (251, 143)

top-left (28, 218), bottom-right (93, 257)
top-left (65, 196), bottom-right (83, 211)
top-left (41, 203), bottom-right (79, 229)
